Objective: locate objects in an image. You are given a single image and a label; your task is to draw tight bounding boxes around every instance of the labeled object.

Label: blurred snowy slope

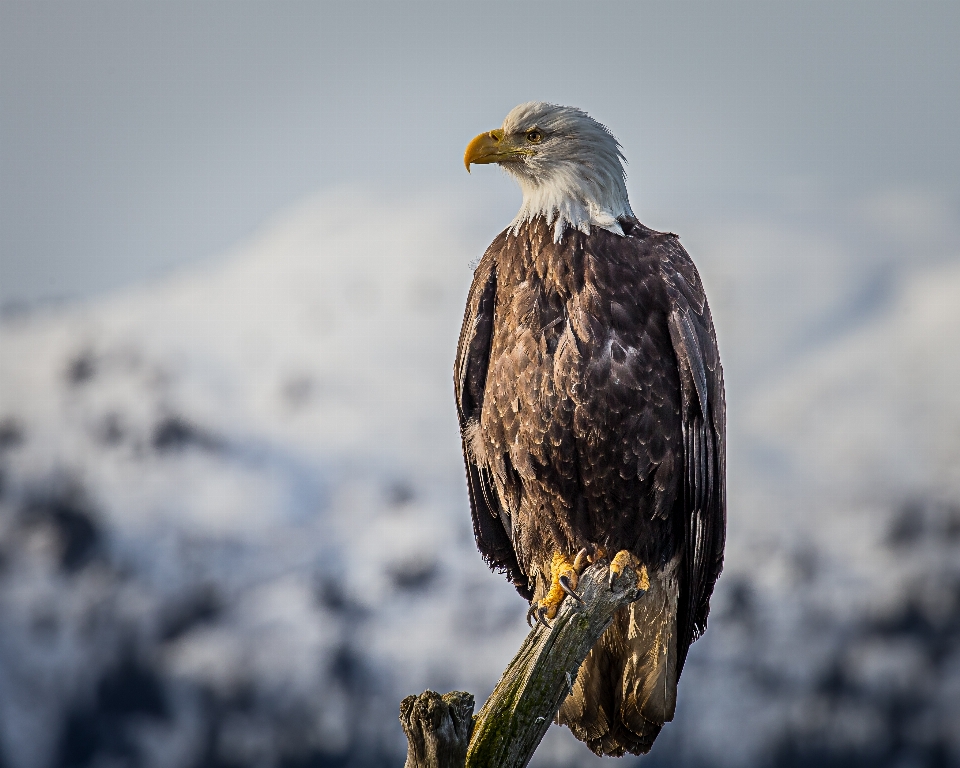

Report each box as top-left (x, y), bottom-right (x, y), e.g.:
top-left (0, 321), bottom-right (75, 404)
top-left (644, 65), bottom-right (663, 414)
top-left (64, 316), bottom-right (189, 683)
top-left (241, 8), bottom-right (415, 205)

top-left (0, 190), bottom-right (959, 767)
top-left (0, 192), bottom-right (529, 768)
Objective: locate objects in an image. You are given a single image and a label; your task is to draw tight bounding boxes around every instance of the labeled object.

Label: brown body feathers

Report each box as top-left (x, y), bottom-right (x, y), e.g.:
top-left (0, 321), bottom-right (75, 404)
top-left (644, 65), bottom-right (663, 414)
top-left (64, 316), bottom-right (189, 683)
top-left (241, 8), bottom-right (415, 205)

top-left (455, 216), bottom-right (726, 756)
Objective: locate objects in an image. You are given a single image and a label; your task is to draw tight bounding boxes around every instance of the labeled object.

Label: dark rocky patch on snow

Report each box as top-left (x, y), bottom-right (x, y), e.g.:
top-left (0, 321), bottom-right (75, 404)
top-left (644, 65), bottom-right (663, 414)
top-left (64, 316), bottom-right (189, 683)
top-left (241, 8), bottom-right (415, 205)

top-left (19, 486), bottom-right (104, 573)
top-left (152, 416), bottom-right (224, 454)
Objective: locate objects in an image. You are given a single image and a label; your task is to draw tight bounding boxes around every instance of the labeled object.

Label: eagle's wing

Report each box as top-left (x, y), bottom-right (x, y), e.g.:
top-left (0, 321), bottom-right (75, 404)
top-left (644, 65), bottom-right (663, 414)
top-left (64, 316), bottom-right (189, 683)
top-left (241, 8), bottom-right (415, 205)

top-left (454, 246), bottom-right (531, 598)
top-left (662, 238), bottom-right (727, 674)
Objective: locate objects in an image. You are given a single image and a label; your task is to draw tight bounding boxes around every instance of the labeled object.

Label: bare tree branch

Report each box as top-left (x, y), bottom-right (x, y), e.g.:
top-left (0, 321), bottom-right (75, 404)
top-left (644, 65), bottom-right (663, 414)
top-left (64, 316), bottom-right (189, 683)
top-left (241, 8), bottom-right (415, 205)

top-left (400, 559), bottom-right (645, 768)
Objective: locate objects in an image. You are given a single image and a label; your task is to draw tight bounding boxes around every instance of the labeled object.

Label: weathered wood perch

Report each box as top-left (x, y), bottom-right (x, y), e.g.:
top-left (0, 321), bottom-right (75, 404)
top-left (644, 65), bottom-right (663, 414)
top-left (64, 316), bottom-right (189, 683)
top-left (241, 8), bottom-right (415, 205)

top-left (399, 559), bottom-right (645, 768)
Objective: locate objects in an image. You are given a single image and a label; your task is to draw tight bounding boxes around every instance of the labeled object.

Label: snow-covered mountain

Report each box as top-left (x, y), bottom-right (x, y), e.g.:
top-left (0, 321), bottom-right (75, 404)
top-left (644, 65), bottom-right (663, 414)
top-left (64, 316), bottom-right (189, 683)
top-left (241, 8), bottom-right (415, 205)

top-left (0, 191), bottom-right (957, 768)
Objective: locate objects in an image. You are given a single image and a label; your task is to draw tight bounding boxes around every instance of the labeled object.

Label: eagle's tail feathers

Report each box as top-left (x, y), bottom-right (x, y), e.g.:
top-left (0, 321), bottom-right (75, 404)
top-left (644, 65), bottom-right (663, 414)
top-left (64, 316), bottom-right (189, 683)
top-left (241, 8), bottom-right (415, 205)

top-left (558, 557), bottom-right (680, 756)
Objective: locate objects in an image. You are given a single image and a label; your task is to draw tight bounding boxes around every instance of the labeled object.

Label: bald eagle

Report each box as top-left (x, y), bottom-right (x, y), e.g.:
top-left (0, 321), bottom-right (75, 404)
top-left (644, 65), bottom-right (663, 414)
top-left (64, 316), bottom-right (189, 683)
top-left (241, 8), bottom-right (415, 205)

top-left (457, 103), bottom-right (726, 756)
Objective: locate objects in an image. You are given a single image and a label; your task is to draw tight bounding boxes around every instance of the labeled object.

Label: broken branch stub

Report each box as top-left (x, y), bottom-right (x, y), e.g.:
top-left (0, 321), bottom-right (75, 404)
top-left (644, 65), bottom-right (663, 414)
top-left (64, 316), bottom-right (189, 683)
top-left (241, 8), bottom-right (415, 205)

top-left (400, 690), bottom-right (475, 768)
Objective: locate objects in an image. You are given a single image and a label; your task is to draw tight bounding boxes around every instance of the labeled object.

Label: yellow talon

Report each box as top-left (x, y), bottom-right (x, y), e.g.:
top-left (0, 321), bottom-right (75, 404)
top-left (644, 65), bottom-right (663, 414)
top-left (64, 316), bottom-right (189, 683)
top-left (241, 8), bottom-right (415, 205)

top-left (573, 544), bottom-right (606, 572)
top-left (540, 551), bottom-right (577, 620)
top-left (638, 564), bottom-right (650, 591)
top-left (609, 550), bottom-right (650, 592)
top-left (528, 546), bottom-right (609, 627)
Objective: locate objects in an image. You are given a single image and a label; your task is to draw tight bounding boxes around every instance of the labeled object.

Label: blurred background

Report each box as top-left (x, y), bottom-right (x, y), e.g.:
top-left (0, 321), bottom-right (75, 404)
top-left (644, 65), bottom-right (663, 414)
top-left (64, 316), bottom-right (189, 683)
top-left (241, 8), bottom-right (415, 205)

top-left (2, 2), bottom-right (959, 766)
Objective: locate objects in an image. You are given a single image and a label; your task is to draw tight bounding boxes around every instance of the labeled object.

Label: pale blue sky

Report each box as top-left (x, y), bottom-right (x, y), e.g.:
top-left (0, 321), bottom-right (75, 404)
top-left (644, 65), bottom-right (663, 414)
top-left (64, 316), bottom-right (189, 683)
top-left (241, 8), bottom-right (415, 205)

top-left (2, 0), bottom-right (959, 306)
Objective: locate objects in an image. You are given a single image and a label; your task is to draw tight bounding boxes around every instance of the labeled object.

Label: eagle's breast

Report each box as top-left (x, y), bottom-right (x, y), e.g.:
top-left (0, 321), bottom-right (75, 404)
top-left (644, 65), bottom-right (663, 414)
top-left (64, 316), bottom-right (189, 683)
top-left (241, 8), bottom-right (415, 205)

top-left (477, 218), bottom-right (684, 575)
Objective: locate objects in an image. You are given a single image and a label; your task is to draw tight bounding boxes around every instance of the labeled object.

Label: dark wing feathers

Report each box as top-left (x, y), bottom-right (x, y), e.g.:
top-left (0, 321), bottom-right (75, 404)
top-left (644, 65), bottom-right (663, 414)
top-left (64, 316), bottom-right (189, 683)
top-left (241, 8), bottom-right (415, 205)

top-left (455, 220), bottom-right (724, 758)
top-left (455, 223), bottom-right (725, 659)
top-left (662, 239), bottom-right (726, 673)
top-left (455, 243), bottom-right (531, 598)
top-left (669, 308), bottom-right (709, 421)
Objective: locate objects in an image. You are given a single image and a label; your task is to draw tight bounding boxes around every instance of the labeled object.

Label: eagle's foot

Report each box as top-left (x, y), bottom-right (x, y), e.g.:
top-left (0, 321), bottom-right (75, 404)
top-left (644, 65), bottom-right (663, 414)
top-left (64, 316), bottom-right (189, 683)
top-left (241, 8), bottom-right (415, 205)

top-left (527, 546), bottom-right (606, 628)
top-left (572, 543), bottom-right (606, 573)
top-left (608, 550), bottom-right (650, 593)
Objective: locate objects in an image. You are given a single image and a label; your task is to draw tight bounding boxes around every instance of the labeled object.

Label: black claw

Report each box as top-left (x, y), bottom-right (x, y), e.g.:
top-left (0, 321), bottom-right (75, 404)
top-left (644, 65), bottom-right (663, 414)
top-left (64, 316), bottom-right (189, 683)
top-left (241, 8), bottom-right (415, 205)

top-left (572, 547), bottom-right (589, 572)
top-left (526, 604), bottom-right (536, 628)
top-left (536, 606), bottom-right (551, 629)
top-left (558, 575), bottom-right (584, 604)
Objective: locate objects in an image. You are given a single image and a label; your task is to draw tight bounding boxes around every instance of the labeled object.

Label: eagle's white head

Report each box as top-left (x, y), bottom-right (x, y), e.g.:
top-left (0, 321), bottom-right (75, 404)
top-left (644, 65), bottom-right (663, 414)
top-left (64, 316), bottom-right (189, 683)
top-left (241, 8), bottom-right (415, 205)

top-left (464, 102), bottom-right (633, 242)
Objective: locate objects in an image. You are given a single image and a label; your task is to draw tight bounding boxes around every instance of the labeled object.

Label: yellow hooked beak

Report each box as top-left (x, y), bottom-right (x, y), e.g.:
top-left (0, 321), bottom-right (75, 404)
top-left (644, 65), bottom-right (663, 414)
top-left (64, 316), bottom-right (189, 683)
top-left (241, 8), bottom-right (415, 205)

top-left (464, 129), bottom-right (532, 172)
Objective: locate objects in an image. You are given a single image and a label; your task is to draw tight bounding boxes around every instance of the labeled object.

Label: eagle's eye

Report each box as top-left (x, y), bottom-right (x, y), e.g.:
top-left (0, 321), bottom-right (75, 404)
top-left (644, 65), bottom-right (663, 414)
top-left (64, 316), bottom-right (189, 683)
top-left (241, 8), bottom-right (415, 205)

top-left (526, 130), bottom-right (543, 144)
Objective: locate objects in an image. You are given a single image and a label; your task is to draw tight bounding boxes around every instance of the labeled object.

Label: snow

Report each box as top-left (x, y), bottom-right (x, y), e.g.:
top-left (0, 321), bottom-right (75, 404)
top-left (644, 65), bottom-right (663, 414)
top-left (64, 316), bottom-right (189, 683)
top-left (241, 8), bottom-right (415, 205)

top-left (1, 189), bottom-right (958, 767)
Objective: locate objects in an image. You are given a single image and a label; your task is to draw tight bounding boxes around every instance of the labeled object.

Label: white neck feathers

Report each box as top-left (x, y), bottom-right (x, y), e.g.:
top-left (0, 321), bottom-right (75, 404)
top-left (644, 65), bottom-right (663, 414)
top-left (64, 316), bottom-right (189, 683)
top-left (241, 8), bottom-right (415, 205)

top-left (501, 103), bottom-right (634, 242)
top-left (509, 169), bottom-right (633, 242)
